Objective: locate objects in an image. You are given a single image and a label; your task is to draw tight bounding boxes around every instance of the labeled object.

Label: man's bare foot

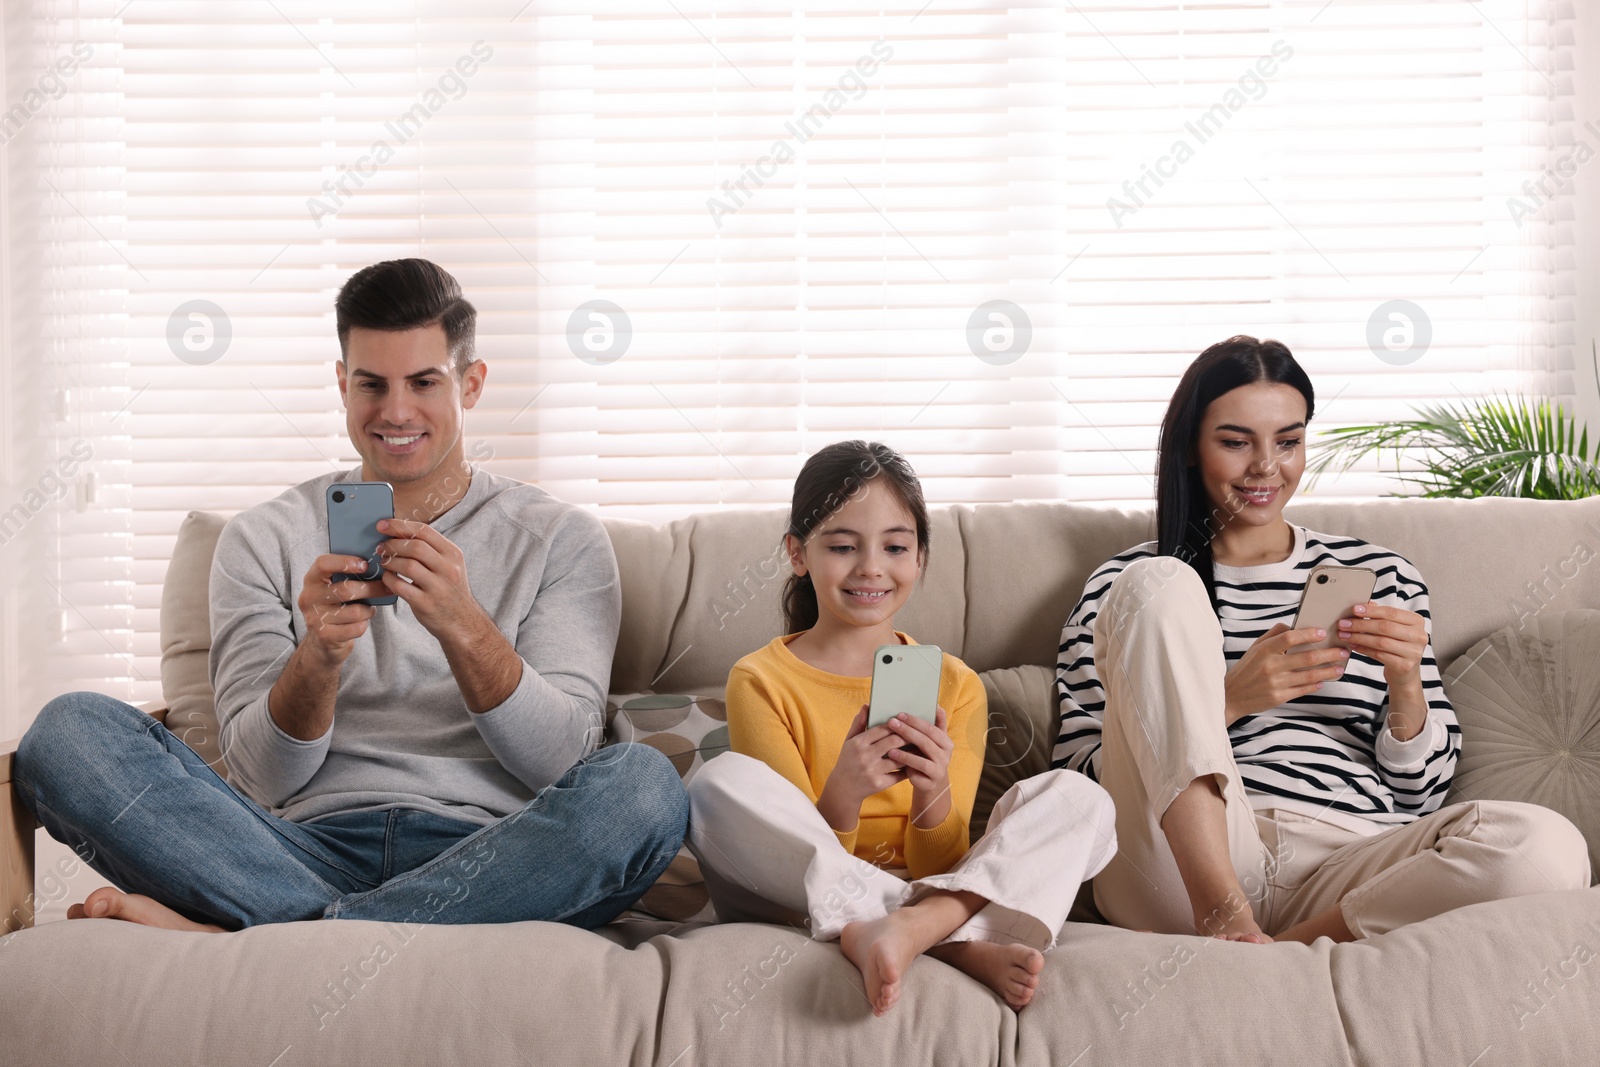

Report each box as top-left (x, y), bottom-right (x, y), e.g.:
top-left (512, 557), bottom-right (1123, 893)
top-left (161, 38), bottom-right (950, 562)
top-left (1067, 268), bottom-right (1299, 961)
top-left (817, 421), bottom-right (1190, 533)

top-left (840, 912), bottom-right (924, 1016)
top-left (1194, 894), bottom-right (1272, 944)
top-left (928, 940), bottom-right (1045, 1009)
top-left (66, 887), bottom-right (226, 933)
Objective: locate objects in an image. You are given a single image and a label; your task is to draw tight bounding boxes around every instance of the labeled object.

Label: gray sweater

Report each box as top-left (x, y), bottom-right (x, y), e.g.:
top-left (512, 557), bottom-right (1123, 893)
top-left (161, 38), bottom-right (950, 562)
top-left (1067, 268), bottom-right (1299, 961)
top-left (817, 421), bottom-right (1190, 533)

top-left (208, 464), bottom-right (621, 826)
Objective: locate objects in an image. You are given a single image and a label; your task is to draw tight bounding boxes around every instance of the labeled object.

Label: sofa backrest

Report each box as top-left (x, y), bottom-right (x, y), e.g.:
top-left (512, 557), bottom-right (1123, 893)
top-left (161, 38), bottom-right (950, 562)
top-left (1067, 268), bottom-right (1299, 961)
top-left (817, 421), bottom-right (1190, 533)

top-left (159, 496), bottom-right (1600, 778)
top-left (609, 496), bottom-right (1600, 691)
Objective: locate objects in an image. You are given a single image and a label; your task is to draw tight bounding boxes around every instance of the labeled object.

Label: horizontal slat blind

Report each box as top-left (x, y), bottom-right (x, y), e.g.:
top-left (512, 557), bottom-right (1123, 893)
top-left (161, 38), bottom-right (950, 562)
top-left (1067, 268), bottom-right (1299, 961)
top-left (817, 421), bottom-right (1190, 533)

top-left (5, 0), bottom-right (1577, 706)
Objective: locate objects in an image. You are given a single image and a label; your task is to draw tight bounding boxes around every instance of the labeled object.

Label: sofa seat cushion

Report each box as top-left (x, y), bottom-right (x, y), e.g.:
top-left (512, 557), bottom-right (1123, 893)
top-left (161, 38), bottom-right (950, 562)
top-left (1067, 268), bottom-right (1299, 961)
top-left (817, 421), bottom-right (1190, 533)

top-left (11, 887), bottom-right (1600, 1065)
top-left (1442, 610), bottom-right (1600, 881)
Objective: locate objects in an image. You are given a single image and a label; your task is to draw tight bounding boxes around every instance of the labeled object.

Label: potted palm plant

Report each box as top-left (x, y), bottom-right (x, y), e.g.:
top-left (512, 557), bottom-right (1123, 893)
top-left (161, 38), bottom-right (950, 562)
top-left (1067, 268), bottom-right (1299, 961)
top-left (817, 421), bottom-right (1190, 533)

top-left (1308, 344), bottom-right (1600, 500)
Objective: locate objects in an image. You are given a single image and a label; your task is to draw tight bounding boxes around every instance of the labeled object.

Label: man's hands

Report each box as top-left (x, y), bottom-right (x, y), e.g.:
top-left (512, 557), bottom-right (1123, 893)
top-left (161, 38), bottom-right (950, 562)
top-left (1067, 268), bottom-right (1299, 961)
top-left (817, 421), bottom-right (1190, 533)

top-left (816, 704), bottom-right (955, 833)
top-left (373, 518), bottom-right (489, 638)
top-left (280, 519), bottom-right (519, 726)
top-left (1223, 623), bottom-right (1349, 726)
top-left (272, 553), bottom-right (383, 742)
top-left (297, 553), bottom-right (384, 669)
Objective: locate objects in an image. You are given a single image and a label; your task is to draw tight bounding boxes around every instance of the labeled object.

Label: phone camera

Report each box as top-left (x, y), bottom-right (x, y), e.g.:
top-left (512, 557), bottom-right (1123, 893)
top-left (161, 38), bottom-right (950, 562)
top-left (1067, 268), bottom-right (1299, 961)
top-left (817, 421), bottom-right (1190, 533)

top-left (1316, 573), bottom-right (1329, 585)
top-left (332, 490), bottom-right (345, 503)
top-left (882, 654), bottom-right (893, 665)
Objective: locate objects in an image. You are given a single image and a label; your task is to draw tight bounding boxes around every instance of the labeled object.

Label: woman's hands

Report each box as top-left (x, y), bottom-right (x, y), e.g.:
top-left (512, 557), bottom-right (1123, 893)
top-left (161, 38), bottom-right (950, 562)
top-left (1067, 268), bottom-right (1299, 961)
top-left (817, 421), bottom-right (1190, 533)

top-left (1223, 623), bottom-right (1350, 725)
top-left (816, 704), bottom-right (954, 832)
top-left (1338, 603), bottom-right (1427, 685)
top-left (1340, 603), bottom-right (1430, 741)
top-left (1222, 604), bottom-right (1431, 738)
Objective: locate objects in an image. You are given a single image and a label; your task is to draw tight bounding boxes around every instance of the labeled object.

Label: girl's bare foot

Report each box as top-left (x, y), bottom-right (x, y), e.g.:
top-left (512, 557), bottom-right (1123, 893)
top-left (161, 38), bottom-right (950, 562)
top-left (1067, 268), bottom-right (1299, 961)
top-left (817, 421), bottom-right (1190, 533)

top-left (66, 887), bottom-right (226, 933)
top-left (840, 912), bottom-right (924, 1016)
top-left (928, 940), bottom-right (1045, 1009)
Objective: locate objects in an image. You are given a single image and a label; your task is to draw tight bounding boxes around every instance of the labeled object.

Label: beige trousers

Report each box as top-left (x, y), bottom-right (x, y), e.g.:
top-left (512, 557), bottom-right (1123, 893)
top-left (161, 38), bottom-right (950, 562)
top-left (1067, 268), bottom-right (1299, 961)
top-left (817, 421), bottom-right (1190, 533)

top-left (686, 752), bottom-right (1117, 951)
top-left (1090, 556), bottom-right (1591, 938)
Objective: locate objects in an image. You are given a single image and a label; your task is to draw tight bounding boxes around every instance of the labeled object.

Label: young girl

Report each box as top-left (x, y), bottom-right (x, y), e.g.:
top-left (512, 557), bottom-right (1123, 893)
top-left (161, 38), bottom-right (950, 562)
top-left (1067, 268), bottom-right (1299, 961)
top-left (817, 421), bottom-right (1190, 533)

top-left (688, 440), bottom-right (1117, 1016)
top-left (1053, 335), bottom-right (1589, 944)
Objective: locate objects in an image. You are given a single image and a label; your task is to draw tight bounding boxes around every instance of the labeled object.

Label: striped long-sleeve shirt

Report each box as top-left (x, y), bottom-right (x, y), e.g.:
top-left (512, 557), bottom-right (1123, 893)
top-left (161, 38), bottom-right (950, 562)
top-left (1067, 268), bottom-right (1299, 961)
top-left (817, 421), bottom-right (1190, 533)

top-left (1051, 524), bottom-right (1461, 833)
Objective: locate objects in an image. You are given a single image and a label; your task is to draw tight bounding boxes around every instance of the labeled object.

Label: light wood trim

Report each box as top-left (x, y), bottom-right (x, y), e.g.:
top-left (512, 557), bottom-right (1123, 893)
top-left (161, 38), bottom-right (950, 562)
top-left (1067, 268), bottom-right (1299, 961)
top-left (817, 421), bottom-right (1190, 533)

top-left (1, 732), bottom-right (37, 934)
top-left (0, 704), bottom-right (167, 932)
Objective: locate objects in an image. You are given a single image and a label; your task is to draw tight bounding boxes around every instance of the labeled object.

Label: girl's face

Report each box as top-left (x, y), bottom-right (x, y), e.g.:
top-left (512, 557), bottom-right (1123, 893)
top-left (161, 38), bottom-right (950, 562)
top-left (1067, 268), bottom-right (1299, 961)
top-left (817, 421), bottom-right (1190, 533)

top-left (1194, 381), bottom-right (1308, 530)
top-left (785, 479), bottom-right (924, 632)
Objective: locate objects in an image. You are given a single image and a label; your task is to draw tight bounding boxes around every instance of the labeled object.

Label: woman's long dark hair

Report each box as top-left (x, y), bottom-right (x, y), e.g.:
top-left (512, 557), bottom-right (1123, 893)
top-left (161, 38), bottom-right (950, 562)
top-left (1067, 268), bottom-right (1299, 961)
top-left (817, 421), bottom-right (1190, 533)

top-left (1156, 335), bottom-right (1315, 608)
top-left (781, 440), bottom-right (930, 635)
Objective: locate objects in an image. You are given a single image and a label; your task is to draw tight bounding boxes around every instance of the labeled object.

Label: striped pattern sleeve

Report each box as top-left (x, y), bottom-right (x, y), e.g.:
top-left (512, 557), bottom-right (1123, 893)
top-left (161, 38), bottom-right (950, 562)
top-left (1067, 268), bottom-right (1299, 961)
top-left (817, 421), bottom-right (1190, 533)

top-left (1050, 546), bottom-right (1154, 781)
top-left (1369, 557), bottom-right (1460, 817)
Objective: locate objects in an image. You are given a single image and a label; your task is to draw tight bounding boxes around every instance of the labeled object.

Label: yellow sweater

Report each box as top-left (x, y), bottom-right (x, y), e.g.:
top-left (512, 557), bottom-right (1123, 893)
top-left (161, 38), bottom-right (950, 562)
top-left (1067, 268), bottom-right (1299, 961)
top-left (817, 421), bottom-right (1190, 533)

top-left (725, 631), bottom-right (987, 879)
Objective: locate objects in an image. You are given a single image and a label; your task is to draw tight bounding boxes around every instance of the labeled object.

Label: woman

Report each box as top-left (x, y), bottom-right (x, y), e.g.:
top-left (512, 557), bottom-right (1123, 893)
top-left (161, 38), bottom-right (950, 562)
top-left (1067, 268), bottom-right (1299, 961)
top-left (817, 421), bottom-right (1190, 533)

top-left (1052, 335), bottom-right (1588, 943)
top-left (688, 440), bottom-right (1117, 1015)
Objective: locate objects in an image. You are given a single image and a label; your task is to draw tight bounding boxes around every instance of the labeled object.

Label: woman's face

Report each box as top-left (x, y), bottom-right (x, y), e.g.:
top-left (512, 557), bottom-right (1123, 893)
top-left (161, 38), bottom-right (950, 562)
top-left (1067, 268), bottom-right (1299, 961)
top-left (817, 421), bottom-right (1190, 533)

top-left (1193, 381), bottom-right (1308, 531)
top-left (786, 479), bottom-right (924, 631)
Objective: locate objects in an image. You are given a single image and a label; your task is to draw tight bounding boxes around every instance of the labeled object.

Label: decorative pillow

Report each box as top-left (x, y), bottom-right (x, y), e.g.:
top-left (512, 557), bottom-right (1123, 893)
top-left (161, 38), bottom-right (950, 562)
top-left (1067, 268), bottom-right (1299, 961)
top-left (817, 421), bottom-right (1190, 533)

top-left (1442, 610), bottom-right (1600, 882)
top-left (603, 691), bottom-right (731, 783)
top-left (975, 663), bottom-right (1102, 924)
top-left (972, 664), bottom-right (1058, 839)
top-left (602, 691), bottom-right (732, 924)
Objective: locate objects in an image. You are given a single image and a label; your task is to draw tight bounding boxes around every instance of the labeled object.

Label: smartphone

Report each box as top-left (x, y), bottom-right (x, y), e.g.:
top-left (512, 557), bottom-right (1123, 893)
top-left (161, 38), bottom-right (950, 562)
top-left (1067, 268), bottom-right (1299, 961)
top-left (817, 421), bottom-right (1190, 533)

top-left (866, 644), bottom-right (942, 729)
top-left (1288, 565), bottom-right (1377, 655)
top-left (326, 482), bottom-right (398, 607)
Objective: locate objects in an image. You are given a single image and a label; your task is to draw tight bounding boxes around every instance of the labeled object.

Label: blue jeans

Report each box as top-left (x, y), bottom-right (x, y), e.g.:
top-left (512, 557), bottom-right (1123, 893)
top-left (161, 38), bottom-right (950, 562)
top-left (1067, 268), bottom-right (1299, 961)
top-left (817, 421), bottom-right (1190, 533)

top-left (13, 692), bottom-right (688, 931)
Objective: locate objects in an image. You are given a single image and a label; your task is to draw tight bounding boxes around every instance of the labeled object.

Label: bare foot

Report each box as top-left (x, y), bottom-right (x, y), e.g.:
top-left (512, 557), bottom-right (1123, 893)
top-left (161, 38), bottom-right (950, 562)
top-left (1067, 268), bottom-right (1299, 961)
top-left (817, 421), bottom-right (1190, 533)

top-left (928, 940), bottom-right (1045, 1009)
top-left (66, 887), bottom-right (226, 933)
top-left (840, 912), bottom-right (922, 1016)
top-left (1194, 893), bottom-right (1272, 944)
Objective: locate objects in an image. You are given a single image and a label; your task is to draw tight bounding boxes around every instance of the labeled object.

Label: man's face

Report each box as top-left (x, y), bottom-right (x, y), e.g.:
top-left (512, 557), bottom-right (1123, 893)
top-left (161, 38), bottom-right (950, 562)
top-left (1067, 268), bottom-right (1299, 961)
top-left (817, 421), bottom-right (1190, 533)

top-left (335, 323), bottom-right (485, 487)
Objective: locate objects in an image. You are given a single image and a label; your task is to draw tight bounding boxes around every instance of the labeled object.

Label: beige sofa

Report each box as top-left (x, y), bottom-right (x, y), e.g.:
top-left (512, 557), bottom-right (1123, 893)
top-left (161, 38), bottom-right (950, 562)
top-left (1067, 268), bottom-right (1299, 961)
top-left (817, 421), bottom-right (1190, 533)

top-left (4, 497), bottom-right (1600, 1065)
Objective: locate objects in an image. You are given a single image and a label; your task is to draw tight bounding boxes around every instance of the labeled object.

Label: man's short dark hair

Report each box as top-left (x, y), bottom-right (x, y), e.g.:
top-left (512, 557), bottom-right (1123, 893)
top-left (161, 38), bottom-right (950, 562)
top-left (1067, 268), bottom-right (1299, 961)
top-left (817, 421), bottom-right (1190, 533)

top-left (335, 258), bottom-right (477, 376)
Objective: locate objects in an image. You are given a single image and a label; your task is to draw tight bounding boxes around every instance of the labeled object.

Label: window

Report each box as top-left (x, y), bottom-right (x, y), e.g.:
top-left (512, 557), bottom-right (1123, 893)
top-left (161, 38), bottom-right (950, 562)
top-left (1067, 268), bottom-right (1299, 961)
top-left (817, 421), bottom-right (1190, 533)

top-left (0, 0), bottom-right (1579, 715)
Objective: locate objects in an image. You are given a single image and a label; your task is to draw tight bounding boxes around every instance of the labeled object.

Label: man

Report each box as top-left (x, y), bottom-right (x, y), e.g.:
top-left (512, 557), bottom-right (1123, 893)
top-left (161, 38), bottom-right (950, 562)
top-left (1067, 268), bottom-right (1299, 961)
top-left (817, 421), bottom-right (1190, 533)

top-left (14, 258), bottom-right (687, 931)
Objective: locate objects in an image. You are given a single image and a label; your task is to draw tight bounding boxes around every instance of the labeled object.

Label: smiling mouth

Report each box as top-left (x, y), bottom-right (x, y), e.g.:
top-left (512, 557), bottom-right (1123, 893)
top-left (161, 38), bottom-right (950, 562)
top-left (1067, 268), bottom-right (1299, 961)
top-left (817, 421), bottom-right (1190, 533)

top-left (375, 432), bottom-right (426, 453)
top-left (846, 589), bottom-right (890, 603)
top-left (1233, 485), bottom-right (1279, 505)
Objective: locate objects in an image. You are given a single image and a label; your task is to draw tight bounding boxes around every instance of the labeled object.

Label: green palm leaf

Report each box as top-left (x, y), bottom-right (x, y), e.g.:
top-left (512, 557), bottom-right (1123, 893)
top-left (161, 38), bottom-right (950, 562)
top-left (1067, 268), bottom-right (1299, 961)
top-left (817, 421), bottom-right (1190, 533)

top-left (1308, 394), bottom-right (1600, 500)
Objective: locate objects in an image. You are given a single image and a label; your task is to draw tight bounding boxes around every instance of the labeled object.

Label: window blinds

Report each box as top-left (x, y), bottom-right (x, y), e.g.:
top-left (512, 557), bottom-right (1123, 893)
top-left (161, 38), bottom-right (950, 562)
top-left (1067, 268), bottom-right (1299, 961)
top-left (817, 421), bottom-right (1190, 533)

top-left (2, 0), bottom-right (1578, 710)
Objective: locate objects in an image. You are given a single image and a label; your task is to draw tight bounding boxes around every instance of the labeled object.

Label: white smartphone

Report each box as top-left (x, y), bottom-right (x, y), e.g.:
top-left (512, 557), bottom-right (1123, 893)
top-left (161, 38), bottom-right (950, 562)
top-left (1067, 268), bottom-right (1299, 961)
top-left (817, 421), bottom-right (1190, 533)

top-left (1288, 565), bottom-right (1377, 655)
top-left (867, 644), bottom-right (942, 729)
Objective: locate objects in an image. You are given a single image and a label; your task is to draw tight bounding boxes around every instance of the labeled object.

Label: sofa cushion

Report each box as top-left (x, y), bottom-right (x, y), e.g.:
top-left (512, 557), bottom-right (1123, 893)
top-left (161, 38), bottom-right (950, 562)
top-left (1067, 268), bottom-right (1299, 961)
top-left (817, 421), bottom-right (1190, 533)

top-left (160, 510), bottom-right (230, 781)
top-left (1442, 609), bottom-right (1600, 882)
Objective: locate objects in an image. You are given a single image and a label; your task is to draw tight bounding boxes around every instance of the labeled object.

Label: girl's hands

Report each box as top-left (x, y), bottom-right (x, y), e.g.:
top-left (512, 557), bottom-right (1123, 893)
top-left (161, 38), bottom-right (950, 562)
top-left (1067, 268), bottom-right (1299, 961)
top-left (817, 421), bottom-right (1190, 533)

top-left (1338, 603), bottom-right (1428, 685)
top-left (885, 705), bottom-right (955, 829)
top-left (817, 705), bottom-right (909, 832)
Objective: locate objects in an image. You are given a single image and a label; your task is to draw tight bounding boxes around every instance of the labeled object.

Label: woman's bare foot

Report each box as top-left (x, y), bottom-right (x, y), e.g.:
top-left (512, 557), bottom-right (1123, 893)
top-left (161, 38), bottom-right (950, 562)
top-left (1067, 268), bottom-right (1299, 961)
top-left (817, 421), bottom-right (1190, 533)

top-left (928, 940), bottom-right (1045, 1009)
top-left (840, 912), bottom-right (924, 1016)
top-left (1194, 893), bottom-right (1272, 944)
top-left (66, 887), bottom-right (226, 933)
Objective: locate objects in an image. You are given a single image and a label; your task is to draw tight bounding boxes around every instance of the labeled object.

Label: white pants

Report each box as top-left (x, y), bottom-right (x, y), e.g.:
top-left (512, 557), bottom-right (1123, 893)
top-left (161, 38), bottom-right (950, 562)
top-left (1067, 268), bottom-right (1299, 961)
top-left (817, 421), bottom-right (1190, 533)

top-left (686, 752), bottom-right (1117, 951)
top-left (1090, 557), bottom-right (1591, 937)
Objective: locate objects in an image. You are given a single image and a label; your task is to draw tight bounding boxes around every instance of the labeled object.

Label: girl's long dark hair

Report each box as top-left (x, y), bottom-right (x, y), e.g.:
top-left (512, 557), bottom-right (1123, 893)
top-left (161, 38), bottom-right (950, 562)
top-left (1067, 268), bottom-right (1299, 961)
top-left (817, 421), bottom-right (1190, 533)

top-left (781, 440), bottom-right (930, 635)
top-left (1156, 335), bottom-right (1315, 608)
